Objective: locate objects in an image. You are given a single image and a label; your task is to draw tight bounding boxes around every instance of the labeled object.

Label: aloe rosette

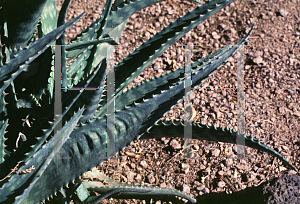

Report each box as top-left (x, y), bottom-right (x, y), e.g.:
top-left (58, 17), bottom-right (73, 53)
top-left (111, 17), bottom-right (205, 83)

top-left (0, 0), bottom-right (297, 203)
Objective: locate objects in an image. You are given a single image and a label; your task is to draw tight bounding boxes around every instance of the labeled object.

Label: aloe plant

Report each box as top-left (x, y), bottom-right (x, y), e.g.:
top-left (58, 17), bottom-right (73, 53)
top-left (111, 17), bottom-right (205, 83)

top-left (0, 0), bottom-right (297, 203)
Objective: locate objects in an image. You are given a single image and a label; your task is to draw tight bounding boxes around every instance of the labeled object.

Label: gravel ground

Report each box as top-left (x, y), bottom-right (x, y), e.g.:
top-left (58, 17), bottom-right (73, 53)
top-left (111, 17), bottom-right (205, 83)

top-left (55, 0), bottom-right (300, 203)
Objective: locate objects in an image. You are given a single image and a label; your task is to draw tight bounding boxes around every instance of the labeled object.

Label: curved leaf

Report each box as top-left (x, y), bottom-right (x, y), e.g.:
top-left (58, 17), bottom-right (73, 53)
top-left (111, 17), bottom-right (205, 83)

top-left (4, 0), bottom-right (48, 49)
top-left (0, 11), bottom-right (86, 83)
top-left (96, 0), bottom-right (236, 117)
top-left (0, 119), bottom-right (8, 164)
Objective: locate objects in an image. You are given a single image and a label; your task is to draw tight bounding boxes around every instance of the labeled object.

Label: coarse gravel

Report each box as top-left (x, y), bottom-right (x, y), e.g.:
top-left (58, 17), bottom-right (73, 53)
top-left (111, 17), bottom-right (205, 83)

top-left (55, 0), bottom-right (300, 203)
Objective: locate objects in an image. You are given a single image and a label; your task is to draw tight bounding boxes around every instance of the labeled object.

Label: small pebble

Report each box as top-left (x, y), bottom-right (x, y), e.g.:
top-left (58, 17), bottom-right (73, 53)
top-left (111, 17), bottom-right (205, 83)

top-left (196, 184), bottom-right (205, 191)
top-left (218, 170), bottom-right (225, 176)
top-left (140, 160), bottom-right (148, 168)
top-left (225, 158), bottom-right (233, 167)
top-left (253, 56), bottom-right (263, 64)
top-left (211, 149), bottom-right (220, 157)
top-left (182, 184), bottom-right (190, 194)
top-left (204, 187), bottom-right (210, 194)
top-left (147, 174), bottom-right (155, 184)
top-left (278, 9), bottom-right (288, 17)
top-left (218, 180), bottom-right (226, 188)
top-left (170, 139), bottom-right (181, 149)
top-left (181, 163), bottom-right (190, 169)
top-left (212, 31), bottom-right (221, 40)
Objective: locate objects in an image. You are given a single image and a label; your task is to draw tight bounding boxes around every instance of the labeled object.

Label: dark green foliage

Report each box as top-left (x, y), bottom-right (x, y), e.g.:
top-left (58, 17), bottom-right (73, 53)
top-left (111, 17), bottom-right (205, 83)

top-left (0, 0), bottom-right (296, 203)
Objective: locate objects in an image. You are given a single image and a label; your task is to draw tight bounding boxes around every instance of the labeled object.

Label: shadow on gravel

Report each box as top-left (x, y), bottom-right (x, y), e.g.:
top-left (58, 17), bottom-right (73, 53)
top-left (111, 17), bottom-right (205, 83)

top-left (196, 172), bottom-right (300, 204)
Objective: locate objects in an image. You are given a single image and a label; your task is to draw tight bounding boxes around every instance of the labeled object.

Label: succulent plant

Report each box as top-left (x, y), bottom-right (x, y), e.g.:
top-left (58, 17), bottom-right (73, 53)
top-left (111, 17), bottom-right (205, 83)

top-left (0, 0), bottom-right (297, 203)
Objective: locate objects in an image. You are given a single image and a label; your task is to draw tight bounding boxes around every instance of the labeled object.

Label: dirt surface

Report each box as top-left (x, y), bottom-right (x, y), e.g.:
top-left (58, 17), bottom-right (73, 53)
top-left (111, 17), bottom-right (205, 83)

top-left (55, 0), bottom-right (300, 203)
